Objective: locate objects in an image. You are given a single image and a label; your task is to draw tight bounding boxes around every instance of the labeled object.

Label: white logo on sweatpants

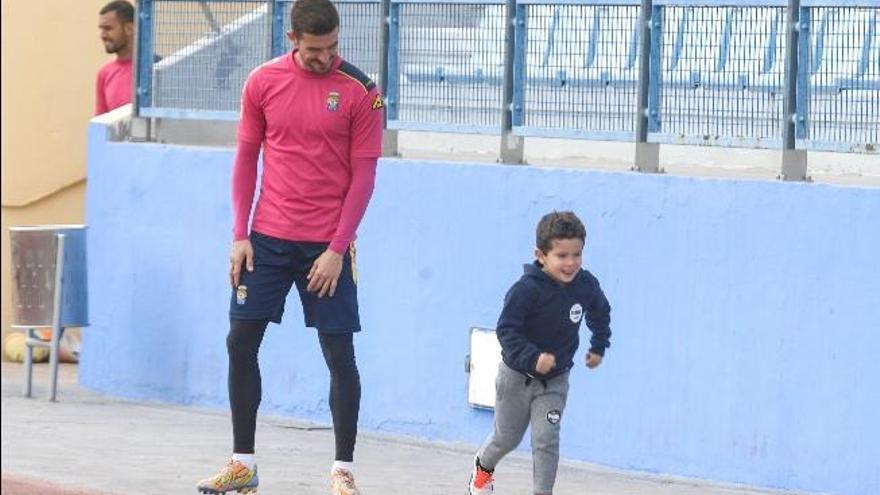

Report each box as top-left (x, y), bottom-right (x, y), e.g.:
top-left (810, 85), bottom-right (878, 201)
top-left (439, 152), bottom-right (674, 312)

top-left (569, 303), bottom-right (583, 323)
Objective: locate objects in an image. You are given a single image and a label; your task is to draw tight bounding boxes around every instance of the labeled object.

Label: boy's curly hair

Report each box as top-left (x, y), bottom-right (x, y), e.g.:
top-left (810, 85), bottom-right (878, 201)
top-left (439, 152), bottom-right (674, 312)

top-left (536, 211), bottom-right (586, 253)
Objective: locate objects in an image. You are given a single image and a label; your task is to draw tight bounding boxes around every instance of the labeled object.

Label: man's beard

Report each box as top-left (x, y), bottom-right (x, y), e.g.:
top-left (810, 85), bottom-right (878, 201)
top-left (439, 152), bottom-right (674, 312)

top-left (104, 42), bottom-right (123, 54)
top-left (307, 58), bottom-right (333, 74)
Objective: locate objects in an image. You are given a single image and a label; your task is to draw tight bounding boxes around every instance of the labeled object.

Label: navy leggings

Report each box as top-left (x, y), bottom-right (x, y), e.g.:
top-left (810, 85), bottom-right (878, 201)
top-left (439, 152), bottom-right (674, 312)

top-left (227, 318), bottom-right (361, 461)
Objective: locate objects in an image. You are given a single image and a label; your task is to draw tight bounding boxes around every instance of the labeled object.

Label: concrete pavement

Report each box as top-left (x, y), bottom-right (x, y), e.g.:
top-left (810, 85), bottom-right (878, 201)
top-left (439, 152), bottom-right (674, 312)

top-left (1, 362), bottom-right (807, 495)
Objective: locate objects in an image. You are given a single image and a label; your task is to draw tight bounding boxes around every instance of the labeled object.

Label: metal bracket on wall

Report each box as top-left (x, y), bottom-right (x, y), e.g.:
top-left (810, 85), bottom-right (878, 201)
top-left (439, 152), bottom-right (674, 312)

top-left (129, 117), bottom-right (153, 143)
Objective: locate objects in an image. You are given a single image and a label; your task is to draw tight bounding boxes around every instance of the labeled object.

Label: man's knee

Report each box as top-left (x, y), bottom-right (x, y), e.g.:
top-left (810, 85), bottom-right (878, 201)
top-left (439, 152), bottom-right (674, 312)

top-left (319, 332), bottom-right (358, 376)
top-left (227, 318), bottom-right (267, 358)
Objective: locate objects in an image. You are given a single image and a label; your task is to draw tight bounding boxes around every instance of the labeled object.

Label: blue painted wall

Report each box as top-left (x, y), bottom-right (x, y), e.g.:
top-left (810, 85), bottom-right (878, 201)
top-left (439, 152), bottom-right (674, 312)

top-left (83, 123), bottom-right (880, 495)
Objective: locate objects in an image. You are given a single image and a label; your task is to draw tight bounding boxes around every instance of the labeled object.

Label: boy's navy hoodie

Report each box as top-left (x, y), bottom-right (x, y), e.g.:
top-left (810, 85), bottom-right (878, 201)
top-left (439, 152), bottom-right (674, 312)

top-left (497, 262), bottom-right (611, 379)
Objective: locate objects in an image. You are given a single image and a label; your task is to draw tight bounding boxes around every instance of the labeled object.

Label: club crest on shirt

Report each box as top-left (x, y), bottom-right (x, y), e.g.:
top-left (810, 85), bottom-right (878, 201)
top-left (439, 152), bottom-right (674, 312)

top-left (326, 91), bottom-right (341, 112)
top-left (569, 303), bottom-right (583, 323)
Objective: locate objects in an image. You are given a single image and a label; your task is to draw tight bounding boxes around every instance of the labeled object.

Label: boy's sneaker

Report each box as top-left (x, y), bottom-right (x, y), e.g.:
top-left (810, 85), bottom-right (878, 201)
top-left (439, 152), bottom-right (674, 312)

top-left (468, 457), bottom-right (494, 494)
top-left (330, 468), bottom-right (361, 495)
top-left (196, 459), bottom-right (259, 494)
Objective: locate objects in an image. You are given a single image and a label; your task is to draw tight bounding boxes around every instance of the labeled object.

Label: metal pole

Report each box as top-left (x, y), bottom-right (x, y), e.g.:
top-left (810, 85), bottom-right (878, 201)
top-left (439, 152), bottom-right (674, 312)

top-left (23, 329), bottom-right (34, 398)
top-left (499, 0), bottom-right (525, 164)
top-left (270, 0), bottom-right (286, 58)
top-left (131, 0), bottom-right (154, 141)
top-left (385, 1), bottom-right (401, 157)
top-left (781, 0), bottom-right (808, 181)
top-left (48, 234), bottom-right (66, 402)
top-left (133, 0), bottom-right (145, 118)
top-left (380, 0), bottom-right (399, 157)
top-left (634, 0), bottom-right (660, 173)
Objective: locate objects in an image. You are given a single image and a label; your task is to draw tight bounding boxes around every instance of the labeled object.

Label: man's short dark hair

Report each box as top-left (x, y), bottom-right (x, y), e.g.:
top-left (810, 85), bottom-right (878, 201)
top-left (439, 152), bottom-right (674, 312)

top-left (100, 0), bottom-right (135, 23)
top-left (291, 0), bottom-right (339, 37)
top-left (536, 211), bottom-right (587, 253)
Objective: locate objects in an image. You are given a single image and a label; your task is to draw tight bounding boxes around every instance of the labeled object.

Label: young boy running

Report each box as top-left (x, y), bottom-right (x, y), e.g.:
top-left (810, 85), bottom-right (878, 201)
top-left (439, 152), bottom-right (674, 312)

top-left (469, 211), bottom-right (612, 495)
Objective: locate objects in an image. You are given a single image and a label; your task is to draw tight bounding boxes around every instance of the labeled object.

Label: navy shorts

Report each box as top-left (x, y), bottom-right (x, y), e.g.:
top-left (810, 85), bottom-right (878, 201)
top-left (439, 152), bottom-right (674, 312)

top-left (229, 231), bottom-right (360, 333)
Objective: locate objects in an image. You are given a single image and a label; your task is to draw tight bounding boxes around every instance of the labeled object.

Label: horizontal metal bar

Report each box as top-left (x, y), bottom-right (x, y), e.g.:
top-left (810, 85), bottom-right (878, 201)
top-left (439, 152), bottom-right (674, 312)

top-left (387, 120), bottom-right (502, 135)
top-left (649, 133), bottom-right (786, 150)
top-left (392, 0), bottom-right (502, 4)
top-left (513, 126), bottom-right (637, 141)
top-left (516, 0), bottom-right (639, 5)
top-left (139, 108), bottom-right (241, 121)
top-left (517, 0), bottom-right (879, 4)
top-left (153, 0), bottom-right (264, 2)
top-left (656, 0), bottom-right (880, 5)
top-left (796, 140), bottom-right (879, 154)
top-left (154, 0), bottom-right (379, 2)
top-left (654, 0), bottom-right (787, 5)
top-left (801, 0), bottom-right (880, 6)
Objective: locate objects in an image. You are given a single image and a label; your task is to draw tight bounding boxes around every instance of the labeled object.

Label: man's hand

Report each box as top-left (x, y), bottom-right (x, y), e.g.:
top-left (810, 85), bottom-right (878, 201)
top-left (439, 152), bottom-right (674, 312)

top-left (230, 239), bottom-right (254, 287)
top-left (535, 352), bottom-right (556, 375)
top-left (307, 249), bottom-right (343, 298)
top-left (586, 352), bottom-right (603, 369)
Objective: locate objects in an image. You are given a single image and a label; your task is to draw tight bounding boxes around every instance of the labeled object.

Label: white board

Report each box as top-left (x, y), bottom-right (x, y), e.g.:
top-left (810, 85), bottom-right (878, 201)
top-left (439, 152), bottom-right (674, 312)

top-left (467, 327), bottom-right (503, 409)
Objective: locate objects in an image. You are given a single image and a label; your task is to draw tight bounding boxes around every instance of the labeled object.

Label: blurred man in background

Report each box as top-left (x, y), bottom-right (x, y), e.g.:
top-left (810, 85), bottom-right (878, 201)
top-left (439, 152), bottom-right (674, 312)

top-left (95, 0), bottom-right (134, 115)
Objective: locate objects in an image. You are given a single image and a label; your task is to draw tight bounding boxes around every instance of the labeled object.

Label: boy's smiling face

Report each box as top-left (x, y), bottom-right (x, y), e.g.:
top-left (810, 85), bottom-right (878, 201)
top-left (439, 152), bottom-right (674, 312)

top-left (535, 238), bottom-right (584, 284)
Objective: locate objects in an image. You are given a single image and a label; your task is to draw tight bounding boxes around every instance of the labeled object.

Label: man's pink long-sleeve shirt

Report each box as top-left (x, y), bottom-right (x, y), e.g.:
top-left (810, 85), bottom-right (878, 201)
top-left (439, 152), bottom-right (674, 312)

top-left (232, 52), bottom-right (384, 254)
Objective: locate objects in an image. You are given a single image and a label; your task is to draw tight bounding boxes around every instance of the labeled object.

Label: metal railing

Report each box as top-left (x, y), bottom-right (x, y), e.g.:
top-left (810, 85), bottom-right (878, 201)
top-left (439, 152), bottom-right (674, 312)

top-left (803, 5), bottom-right (878, 151)
top-left (387, 0), bottom-right (507, 133)
top-left (134, 0), bottom-right (879, 156)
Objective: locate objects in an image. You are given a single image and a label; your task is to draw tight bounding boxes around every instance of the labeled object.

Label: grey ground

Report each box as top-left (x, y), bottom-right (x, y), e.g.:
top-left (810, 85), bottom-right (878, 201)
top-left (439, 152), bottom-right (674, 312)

top-left (2, 362), bottom-right (808, 495)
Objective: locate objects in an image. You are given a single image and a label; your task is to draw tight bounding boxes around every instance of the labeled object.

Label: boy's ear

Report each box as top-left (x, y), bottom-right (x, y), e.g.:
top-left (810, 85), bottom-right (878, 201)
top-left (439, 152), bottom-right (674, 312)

top-left (534, 247), bottom-right (545, 262)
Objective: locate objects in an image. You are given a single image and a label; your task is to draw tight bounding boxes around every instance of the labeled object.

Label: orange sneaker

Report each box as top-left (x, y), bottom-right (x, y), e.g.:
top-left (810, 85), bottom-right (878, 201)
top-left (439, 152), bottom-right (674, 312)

top-left (330, 468), bottom-right (361, 495)
top-left (196, 459), bottom-right (258, 494)
top-left (468, 457), bottom-right (494, 494)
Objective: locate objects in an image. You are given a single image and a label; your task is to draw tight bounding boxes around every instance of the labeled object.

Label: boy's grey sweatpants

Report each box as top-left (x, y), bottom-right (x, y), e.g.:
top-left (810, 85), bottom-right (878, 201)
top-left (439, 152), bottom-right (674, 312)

top-left (477, 362), bottom-right (570, 495)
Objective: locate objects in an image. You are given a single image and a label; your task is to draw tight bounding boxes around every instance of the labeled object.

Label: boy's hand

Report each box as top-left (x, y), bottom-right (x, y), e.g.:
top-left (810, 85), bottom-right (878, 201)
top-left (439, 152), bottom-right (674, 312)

top-left (586, 352), bottom-right (603, 369)
top-left (535, 352), bottom-right (556, 375)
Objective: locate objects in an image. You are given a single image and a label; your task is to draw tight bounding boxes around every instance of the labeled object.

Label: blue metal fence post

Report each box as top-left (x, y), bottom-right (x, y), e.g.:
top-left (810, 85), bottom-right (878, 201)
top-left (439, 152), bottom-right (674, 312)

top-left (648, 5), bottom-right (662, 135)
top-left (385, 1), bottom-right (400, 125)
top-left (130, 0), bottom-right (155, 141)
top-left (380, 0), bottom-right (399, 156)
top-left (511, 3), bottom-right (527, 129)
top-left (781, 0), bottom-right (808, 181)
top-left (271, 0), bottom-right (286, 57)
top-left (634, 0), bottom-right (660, 173)
top-left (796, 6), bottom-right (811, 142)
top-left (500, 0), bottom-right (525, 164)
top-left (134, 0), bottom-right (155, 116)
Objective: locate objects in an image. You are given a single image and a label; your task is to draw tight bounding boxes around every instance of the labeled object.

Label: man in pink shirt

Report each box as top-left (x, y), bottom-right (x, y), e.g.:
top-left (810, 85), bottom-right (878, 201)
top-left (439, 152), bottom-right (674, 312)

top-left (95, 1), bottom-right (134, 115)
top-left (197, 0), bottom-right (383, 494)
